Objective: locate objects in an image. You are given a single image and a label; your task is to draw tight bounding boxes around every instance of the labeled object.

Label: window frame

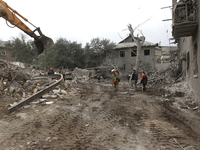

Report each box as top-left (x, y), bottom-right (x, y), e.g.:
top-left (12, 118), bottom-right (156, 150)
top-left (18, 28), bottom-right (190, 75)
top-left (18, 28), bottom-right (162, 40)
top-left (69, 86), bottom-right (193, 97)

top-left (131, 50), bottom-right (137, 57)
top-left (120, 51), bottom-right (125, 57)
top-left (144, 49), bottom-right (150, 56)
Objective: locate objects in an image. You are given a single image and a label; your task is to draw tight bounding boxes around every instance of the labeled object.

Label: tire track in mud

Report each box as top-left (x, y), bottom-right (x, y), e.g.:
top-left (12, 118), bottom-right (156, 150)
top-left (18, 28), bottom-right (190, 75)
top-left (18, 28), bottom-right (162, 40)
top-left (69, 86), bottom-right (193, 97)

top-left (50, 83), bottom-right (138, 149)
top-left (99, 84), bottom-right (200, 149)
top-left (1, 81), bottom-right (200, 149)
top-left (156, 101), bottom-right (200, 149)
top-left (147, 120), bottom-right (186, 149)
top-left (83, 84), bottom-right (149, 149)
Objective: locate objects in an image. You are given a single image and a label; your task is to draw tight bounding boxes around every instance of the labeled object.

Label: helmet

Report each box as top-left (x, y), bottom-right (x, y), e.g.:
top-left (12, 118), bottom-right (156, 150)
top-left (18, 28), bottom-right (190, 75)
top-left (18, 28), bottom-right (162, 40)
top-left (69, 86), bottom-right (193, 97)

top-left (50, 67), bottom-right (53, 70)
top-left (111, 69), bottom-right (115, 72)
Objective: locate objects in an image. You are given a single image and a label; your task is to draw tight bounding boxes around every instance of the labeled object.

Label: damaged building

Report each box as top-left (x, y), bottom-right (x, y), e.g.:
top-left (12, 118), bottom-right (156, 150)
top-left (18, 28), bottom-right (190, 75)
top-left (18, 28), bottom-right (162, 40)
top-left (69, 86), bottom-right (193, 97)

top-left (109, 35), bottom-right (158, 76)
top-left (172, 0), bottom-right (200, 100)
top-left (0, 40), bottom-right (15, 62)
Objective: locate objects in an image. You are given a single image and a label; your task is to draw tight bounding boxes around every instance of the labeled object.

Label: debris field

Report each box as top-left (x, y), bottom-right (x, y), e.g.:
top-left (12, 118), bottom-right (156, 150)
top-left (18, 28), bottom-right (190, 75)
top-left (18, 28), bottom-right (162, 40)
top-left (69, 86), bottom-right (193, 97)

top-left (0, 61), bottom-right (200, 150)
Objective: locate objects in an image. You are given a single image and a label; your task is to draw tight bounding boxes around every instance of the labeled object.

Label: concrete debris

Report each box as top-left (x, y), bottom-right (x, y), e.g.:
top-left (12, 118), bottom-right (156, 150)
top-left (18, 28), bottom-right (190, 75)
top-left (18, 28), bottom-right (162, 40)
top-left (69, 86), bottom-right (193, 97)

top-left (42, 94), bottom-right (57, 99)
top-left (10, 62), bottom-right (25, 68)
top-left (0, 59), bottom-right (196, 114)
top-left (72, 67), bottom-right (93, 82)
top-left (9, 81), bottom-right (21, 93)
top-left (45, 101), bottom-right (54, 105)
top-left (53, 88), bottom-right (61, 94)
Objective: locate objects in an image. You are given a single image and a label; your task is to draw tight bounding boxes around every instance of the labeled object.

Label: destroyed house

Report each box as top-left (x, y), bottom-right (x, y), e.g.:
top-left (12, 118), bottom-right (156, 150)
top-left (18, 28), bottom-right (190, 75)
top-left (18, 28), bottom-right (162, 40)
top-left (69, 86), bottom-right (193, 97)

top-left (0, 40), bottom-right (14, 61)
top-left (111, 35), bottom-right (157, 75)
top-left (172, 0), bottom-right (200, 100)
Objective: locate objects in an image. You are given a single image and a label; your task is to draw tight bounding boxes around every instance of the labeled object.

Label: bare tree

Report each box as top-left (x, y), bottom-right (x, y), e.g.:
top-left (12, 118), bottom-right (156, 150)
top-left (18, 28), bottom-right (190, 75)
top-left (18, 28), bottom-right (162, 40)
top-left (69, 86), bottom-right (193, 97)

top-left (104, 50), bottom-right (121, 70)
top-left (127, 24), bottom-right (145, 72)
top-left (125, 23), bottom-right (147, 86)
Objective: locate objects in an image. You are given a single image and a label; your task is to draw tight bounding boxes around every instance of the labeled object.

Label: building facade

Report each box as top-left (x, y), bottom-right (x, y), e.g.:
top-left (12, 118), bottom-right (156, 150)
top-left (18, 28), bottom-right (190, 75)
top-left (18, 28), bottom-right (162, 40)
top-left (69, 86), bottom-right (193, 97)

top-left (172, 0), bottom-right (200, 100)
top-left (0, 40), bottom-right (14, 61)
top-left (110, 35), bottom-right (157, 76)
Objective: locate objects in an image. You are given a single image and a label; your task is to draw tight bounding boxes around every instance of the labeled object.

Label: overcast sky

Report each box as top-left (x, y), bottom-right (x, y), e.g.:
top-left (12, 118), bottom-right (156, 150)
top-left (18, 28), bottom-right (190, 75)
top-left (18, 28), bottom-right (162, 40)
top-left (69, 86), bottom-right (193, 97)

top-left (0, 0), bottom-right (174, 46)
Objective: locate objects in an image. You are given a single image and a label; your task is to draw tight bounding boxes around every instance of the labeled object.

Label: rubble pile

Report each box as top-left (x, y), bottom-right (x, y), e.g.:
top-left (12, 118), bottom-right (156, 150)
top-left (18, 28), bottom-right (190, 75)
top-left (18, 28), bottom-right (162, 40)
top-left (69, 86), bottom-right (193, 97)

top-left (162, 80), bottom-right (199, 111)
top-left (0, 61), bottom-right (93, 112)
top-left (0, 60), bottom-right (32, 98)
top-left (148, 64), bottom-right (198, 111)
top-left (72, 67), bottom-right (94, 83)
top-left (148, 65), bottom-right (182, 87)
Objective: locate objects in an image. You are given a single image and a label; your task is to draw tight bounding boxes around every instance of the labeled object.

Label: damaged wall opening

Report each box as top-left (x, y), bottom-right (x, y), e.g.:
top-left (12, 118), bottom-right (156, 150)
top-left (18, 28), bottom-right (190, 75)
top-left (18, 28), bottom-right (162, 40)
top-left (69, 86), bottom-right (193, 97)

top-left (1, 50), bottom-right (6, 56)
top-left (131, 50), bottom-right (137, 57)
top-left (187, 52), bottom-right (190, 74)
top-left (193, 43), bottom-right (198, 77)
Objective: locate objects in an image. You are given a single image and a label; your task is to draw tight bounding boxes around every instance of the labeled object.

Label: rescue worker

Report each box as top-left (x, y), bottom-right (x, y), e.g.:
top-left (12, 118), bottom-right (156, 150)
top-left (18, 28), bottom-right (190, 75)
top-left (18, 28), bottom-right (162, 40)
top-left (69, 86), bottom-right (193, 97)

top-left (116, 69), bottom-right (119, 75)
top-left (112, 69), bottom-right (119, 91)
top-left (48, 67), bottom-right (54, 75)
top-left (116, 68), bottom-right (120, 83)
top-left (97, 70), bottom-right (101, 82)
top-left (58, 67), bottom-right (65, 81)
top-left (131, 70), bottom-right (138, 91)
top-left (141, 72), bottom-right (148, 92)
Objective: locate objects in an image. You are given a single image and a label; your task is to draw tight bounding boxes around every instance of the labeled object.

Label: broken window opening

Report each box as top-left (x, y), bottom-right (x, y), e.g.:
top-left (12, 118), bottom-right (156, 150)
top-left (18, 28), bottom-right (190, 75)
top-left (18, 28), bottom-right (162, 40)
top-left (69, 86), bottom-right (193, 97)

top-left (120, 51), bottom-right (125, 57)
top-left (186, 52), bottom-right (190, 72)
top-left (131, 50), bottom-right (137, 57)
top-left (144, 49), bottom-right (150, 56)
top-left (1, 50), bottom-right (6, 56)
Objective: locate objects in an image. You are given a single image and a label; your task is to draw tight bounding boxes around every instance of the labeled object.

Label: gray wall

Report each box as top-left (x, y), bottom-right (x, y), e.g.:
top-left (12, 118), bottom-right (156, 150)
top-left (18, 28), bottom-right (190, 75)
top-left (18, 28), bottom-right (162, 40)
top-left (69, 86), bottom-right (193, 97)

top-left (113, 46), bottom-right (156, 76)
top-left (178, 0), bottom-right (200, 101)
top-left (0, 48), bottom-right (15, 62)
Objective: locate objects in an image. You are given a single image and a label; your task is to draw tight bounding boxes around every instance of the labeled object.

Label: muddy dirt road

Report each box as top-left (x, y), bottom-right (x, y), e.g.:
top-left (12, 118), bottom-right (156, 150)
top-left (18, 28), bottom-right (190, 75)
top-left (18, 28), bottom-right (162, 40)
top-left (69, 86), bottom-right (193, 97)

top-left (0, 80), bottom-right (200, 150)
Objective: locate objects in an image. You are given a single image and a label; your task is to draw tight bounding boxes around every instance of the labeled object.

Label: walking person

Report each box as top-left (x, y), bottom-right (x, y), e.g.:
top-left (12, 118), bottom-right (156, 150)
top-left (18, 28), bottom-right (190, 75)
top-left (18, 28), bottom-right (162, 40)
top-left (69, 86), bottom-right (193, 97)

top-left (97, 70), bottom-right (101, 82)
top-left (141, 72), bottom-right (148, 92)
top-left (131, 70), bottom-right (138, 91)
top-left (112, 69), bottom-right (119, 91)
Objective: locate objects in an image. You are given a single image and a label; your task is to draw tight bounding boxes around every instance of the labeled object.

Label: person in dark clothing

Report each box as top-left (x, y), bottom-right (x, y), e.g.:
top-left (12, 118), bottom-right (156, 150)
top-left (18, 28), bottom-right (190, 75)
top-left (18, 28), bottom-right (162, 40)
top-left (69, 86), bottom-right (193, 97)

top-left (116, 69), bottom-right (119, 76)
top-left (141, 72), bottom-right (148, 92)
top-left (131, 70), bottom-right (138, 91)
top-left (48, 67), bottom-right (54, 75)
top-left (97, 70), bottom-right (101, 82)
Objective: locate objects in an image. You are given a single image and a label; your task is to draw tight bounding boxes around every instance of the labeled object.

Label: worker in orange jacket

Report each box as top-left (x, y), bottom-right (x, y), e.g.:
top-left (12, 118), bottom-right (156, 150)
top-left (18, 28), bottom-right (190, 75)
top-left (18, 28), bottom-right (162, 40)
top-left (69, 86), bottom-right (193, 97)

top-left (112, 69), bottom-right (119, 91)
top-left (48, 67), bottom-right (54, 75)
top-left (141, 72), bottom-right (148, 92)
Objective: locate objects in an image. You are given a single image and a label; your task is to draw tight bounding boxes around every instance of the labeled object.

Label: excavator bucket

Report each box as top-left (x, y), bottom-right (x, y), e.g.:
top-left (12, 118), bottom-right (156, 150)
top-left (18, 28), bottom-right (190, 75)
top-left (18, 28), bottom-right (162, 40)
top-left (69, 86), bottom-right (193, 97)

top-left (34, 34), bottom-right (54, 57)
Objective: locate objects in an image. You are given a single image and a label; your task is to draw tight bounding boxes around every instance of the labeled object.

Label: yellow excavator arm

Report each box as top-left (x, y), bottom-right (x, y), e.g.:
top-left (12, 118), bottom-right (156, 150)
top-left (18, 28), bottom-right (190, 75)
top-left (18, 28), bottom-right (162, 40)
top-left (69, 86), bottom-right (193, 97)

top-left (0, 0), bottom-right (54, 56)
